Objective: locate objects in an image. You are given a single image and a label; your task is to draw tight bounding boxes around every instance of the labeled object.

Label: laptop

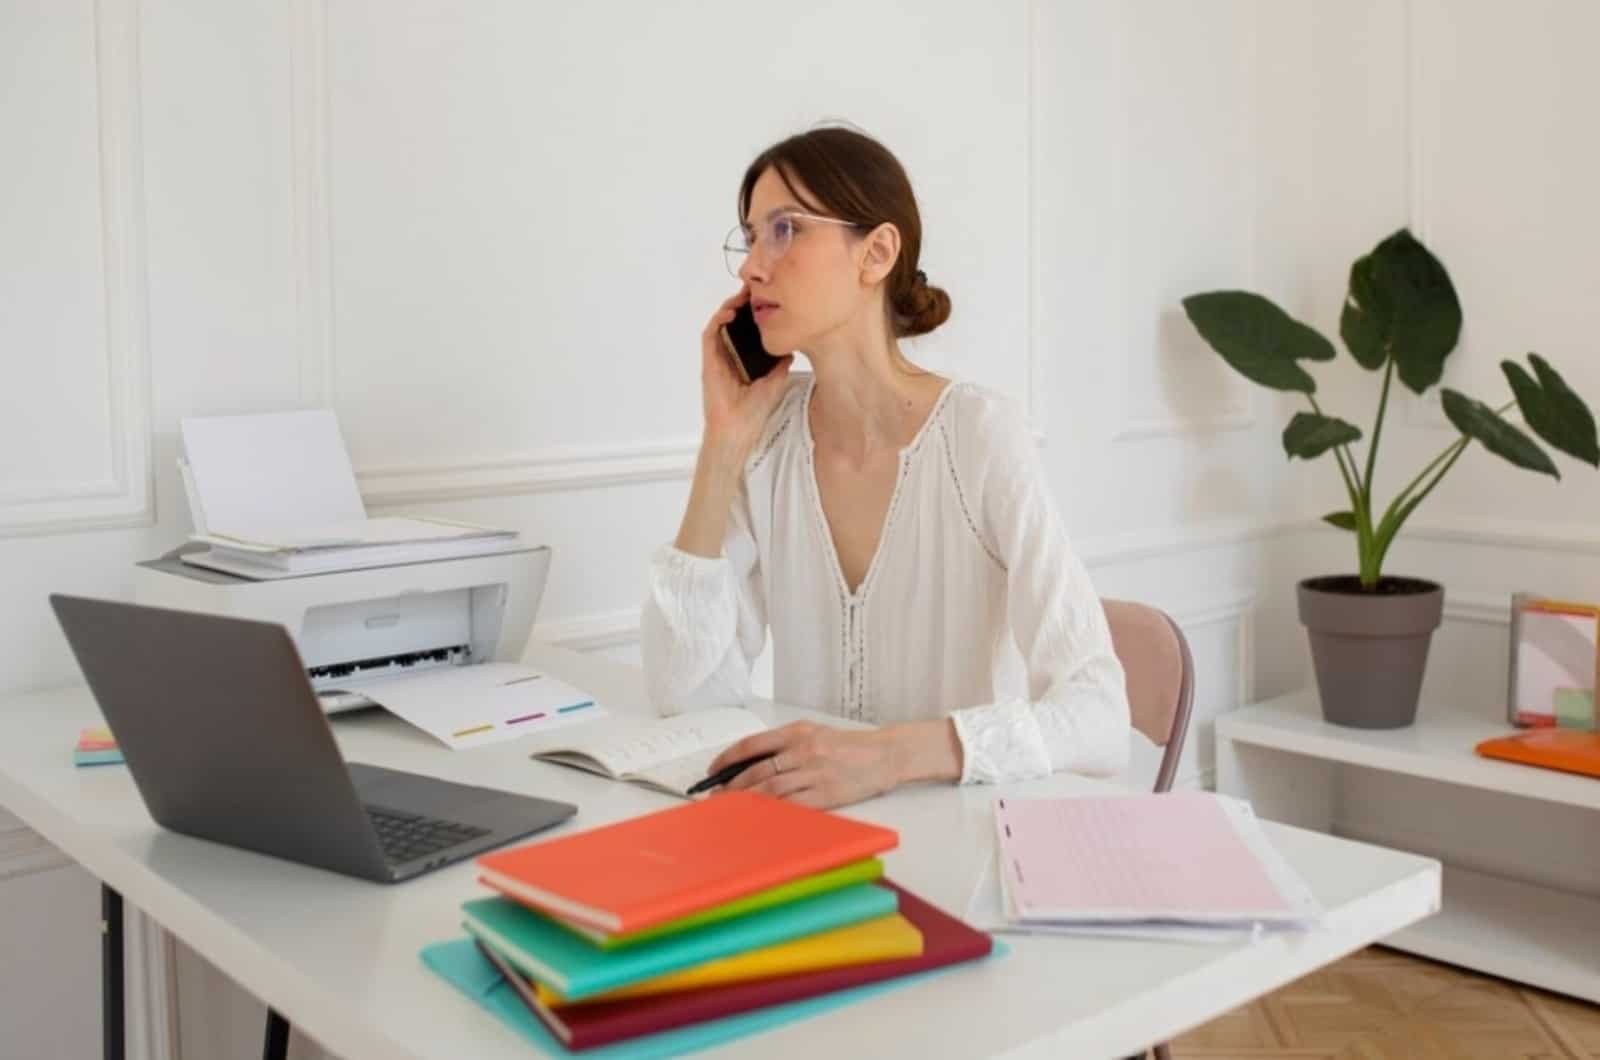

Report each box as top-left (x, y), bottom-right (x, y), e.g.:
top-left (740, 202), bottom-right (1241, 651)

top-left (49, 594), bottom-right (577, 883)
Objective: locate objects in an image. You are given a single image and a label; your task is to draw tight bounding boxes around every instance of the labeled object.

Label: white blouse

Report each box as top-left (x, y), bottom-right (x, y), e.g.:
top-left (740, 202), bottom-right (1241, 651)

top-left (639, 374), bottom-right (1131, 785)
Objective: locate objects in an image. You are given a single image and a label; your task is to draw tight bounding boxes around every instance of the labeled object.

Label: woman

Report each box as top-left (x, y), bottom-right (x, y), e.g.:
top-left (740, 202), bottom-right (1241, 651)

top-left (640, 126), bottom-right (1129, 809)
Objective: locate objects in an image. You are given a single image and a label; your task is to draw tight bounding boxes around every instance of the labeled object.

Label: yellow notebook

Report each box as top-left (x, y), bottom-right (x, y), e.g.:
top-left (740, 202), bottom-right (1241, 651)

top-left (535, 912), bottom-right (923, 1008)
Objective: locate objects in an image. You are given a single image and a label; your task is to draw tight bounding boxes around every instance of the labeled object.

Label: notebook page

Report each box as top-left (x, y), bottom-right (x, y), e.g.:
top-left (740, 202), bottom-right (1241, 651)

top-left (549, 708), bottom-right (767, 780)
top-left (995, 792), bottom-right (1311, 923)
top-left (629, 745), bottom-right (736, 799)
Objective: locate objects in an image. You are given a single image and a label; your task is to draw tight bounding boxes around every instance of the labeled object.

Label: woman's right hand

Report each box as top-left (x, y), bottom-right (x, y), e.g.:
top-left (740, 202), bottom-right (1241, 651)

top-left (699, 287), bottom-right (793, 463)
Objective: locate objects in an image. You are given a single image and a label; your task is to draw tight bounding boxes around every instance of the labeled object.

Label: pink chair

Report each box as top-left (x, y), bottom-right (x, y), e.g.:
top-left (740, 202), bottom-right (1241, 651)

top-left (1102, 599), bottom-right (1197, 1060)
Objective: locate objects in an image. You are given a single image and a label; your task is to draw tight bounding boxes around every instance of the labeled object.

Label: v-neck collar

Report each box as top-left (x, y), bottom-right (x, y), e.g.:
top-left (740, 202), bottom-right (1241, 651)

top-left (800, 376), bottom-right (960, 602)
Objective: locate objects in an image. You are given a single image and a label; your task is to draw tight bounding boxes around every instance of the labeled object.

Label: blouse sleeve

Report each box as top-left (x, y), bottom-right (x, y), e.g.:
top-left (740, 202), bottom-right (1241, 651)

top-left (638, 479), bottom-right (768, 715)
top-left (946, 398), bottom-right (1132, 784)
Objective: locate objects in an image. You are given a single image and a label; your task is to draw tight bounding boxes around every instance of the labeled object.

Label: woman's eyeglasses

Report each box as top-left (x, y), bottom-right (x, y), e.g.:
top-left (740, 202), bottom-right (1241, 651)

top-left (723, 211), bottom-right (866, 277)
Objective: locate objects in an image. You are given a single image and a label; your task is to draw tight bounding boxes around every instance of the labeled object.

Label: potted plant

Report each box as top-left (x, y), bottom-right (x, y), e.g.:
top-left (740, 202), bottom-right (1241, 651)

top-left (1182, 230), bottom-right (1598, 728)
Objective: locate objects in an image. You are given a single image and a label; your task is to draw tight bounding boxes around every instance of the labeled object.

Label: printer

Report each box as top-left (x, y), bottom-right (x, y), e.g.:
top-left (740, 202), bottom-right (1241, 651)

top-left (135, 407), bottom-right (555, 714)
top-left (134, 543), bottom-right (550, 714)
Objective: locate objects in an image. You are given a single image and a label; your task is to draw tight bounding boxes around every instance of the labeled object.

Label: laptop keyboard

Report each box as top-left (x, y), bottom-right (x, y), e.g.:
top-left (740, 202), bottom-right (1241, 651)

top-left (365, 805), bottom-right (490, 864)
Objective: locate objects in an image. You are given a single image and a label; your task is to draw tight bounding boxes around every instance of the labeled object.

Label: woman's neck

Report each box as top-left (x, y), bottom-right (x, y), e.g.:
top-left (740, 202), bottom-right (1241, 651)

top-left (803, 316), bottom-right (943, 466)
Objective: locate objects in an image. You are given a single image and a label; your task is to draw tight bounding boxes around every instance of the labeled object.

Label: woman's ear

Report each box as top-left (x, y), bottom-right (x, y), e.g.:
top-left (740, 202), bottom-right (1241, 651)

top-left (857, 222), bottom-right (901, 287)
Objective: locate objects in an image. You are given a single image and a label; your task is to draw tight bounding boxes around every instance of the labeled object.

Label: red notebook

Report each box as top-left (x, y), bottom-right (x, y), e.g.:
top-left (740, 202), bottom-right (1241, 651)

top-left (476, 791), bottom-right (898, 934)
top-left (487, 880), bottom-right (993, 1051)
top-left (1476, 729), bottom-right (1600, 779)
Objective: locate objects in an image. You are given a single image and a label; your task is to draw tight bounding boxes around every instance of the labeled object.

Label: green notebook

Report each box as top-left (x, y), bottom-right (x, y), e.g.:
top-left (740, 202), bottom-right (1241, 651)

top-left (552, 858), bottom-right (884, 950)
top-left (463, 882), bottom-right (895, 1001)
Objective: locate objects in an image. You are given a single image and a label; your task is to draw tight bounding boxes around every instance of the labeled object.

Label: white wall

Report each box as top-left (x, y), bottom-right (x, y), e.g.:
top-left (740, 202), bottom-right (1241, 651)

top-left (1, 0), bottom-right (1500, 1055)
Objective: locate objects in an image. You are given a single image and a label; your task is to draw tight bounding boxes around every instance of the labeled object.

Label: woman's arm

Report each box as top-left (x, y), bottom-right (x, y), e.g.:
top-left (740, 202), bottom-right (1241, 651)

top-left (639, 290), bottom-right (793, 714)
top-left (947, 396), bottom-right (1131, 784)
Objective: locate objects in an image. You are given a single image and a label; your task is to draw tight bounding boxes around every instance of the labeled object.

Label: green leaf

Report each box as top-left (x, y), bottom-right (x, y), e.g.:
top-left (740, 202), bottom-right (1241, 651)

top-left (1283, 412), bottom-right (1363, 460)
top-left (1503, 354), bottom-right (1600, 467)
top-left (1362, 230), bottom-right (1462, 395)
top-left (1182, 291), bottom-right (1335, 394)
top-left (1323, 510), bottom-right (1358, 532)
top-left (1441, 389), bottom-right (1559, 478)
top-left (1339, 255), bottom-right (1390, 371)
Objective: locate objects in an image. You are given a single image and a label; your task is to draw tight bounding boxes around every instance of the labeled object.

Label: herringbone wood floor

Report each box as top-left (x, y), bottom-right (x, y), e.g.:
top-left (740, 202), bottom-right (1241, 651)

top-left (1170, 946), bottom-right (1600, 1060)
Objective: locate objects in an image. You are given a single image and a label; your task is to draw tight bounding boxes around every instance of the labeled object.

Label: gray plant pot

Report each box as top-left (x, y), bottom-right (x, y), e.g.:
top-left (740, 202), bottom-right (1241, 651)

top-left (1297, 575), bottom-right (1444, 729)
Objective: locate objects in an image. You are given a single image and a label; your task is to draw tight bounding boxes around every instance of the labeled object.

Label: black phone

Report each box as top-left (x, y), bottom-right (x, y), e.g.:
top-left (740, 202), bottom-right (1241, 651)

top-left (719, 301), bottom-right (781, 384)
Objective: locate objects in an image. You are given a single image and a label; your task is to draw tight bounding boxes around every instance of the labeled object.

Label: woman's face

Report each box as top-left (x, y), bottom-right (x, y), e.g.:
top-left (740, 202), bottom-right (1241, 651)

top-left (737, 167), bottom-right (866, 356)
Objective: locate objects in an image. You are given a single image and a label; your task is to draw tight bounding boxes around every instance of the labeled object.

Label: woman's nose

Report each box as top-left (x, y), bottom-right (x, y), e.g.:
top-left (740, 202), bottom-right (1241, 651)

top-left (738, 251), bottom-right (768, 286)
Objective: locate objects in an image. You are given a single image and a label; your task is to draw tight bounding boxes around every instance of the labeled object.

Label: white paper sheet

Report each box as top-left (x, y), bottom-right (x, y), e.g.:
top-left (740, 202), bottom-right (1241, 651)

top-left (180, 409), bottom-right (366, 536)
top-left (334, 662), bottom-right (606, 750)
top-left (963, 848), bottom-right (1259, 944)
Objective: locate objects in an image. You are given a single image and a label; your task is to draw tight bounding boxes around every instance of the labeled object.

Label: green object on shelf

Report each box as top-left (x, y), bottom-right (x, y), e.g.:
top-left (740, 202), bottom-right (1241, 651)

top-left (1553, 688), bottom-right (1597, 730)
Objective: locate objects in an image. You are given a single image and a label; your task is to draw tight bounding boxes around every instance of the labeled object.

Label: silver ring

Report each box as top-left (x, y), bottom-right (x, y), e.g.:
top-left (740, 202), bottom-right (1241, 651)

top-left (771, 754), bottom-right (786, 775)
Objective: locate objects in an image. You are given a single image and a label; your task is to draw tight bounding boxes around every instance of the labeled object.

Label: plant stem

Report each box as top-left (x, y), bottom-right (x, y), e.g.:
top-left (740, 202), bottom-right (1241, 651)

top-left (1307, 395), bottom-right (1364, 500)
top-left (1362, 359), bottom-right (1394, 508)
top-left (1363, 397), bottom-right (1519, 581)
top-left (1387, 435), bottom-right (1472, 536)
top-left (1388, 436), bottom-right (1467, 517)
top-left (1386, 398), bottom-right (1516, 517)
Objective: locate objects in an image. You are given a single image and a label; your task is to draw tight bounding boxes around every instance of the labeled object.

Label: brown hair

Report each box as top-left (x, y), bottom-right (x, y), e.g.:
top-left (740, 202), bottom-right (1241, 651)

top-left (738, 126), bottom-right (952, 338)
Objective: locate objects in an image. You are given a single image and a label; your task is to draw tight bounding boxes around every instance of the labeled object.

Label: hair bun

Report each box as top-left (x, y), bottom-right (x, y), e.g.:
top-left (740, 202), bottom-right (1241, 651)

top-left (895, 269), bottom-right (951, 337)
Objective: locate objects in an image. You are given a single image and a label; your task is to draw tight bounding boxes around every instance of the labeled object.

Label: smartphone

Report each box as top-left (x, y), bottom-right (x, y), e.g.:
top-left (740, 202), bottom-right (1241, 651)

top-left (719, 301), bottom-right (781, 384)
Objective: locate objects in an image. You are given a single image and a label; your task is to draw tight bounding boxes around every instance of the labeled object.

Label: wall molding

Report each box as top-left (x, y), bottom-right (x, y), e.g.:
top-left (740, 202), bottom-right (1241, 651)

top-left (0, 0), bottom-right (153, 538)
top-left (1112, 395), bottom-right (1256, 443)
top-left (1025, 0), bottom-right (1042, 439)
top-left (357, 438), bottom-right (704, 506)
top-left (1310, 513), bottom-right (1600, 557)
top-left (1077, 516), bottom-right (1303, 567)
top-left (1170, 591), bottom-right (1257, 708)
top-left (1440, 590), bottom-right (1509, 627)
top-left (291, 0), bottom-right (335, 410)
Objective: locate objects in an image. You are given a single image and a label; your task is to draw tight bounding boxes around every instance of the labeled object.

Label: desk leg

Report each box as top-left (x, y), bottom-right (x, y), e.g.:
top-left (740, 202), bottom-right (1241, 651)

top-left (263, 1008), bottom-right (290, 1060)
top-left (102, 884), bottom-right (125, 1060)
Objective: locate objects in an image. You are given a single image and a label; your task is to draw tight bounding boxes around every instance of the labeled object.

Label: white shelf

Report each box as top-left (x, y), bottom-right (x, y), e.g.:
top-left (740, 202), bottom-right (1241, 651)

top-left (1385, 864), bottom-right (1600, 1003)
top-left (1216, 689), bottom-right (1600, 812)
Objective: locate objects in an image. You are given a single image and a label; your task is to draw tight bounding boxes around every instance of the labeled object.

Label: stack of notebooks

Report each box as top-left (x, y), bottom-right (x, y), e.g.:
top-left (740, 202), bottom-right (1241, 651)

top-left (422, 792), bottom-right (997, 1054)
top-left (966, 791), bottom-right (1322, 942)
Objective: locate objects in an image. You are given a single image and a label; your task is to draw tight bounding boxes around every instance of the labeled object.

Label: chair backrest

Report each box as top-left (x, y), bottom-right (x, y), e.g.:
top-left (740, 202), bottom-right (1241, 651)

top-left (1102, 599), bottom-right (1195, 794)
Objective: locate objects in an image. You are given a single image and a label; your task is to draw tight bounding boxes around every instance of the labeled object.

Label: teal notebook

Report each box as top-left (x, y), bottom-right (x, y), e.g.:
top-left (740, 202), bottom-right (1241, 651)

top-left (464, 882), bottom-right (895, 1000)
top-left (420, 935), bottom-right (1008, 1060)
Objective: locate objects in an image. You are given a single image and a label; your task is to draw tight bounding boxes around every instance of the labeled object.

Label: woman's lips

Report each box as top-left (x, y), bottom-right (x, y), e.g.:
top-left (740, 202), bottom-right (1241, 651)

top-left (752, 302), bottom-right (779, 321)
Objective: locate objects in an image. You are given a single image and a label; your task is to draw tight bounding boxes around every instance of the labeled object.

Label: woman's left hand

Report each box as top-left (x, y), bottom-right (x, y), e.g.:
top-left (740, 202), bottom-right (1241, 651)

top-left (708, 722), bottom-right (900, 809)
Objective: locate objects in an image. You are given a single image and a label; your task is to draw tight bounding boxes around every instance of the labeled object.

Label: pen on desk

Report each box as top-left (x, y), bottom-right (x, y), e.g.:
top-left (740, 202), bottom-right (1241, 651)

top-left (684, 752), bottom-right (776, 796)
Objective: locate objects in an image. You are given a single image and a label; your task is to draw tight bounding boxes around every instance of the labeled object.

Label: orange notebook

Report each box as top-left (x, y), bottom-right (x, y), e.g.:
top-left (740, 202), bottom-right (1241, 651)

top-left (1476, 729), bottom-right (1600, 780)
top-left (476, 791), bottom-right (898, 935)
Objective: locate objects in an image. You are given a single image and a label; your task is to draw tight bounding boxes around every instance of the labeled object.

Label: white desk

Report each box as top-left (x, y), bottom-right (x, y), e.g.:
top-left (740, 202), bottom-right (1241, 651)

top-left (0, 643), bottom-right (1441, 1060)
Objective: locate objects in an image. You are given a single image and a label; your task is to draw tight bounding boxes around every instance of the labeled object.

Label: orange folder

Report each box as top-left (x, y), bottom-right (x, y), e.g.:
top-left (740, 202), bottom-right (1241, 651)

top-left (476, 791), bottom-right (899, 935)
top-left (1476, 729), bottom-right (1600, 780)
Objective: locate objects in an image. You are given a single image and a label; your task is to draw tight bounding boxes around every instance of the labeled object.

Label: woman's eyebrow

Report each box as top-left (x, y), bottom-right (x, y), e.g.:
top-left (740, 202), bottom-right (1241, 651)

top-left (743, 203), bottom-right (803, 227)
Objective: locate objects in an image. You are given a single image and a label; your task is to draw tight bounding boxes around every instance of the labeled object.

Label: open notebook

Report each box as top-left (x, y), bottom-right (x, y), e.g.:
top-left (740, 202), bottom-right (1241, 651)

top-left (529, 708), bottom-right (768, 798)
